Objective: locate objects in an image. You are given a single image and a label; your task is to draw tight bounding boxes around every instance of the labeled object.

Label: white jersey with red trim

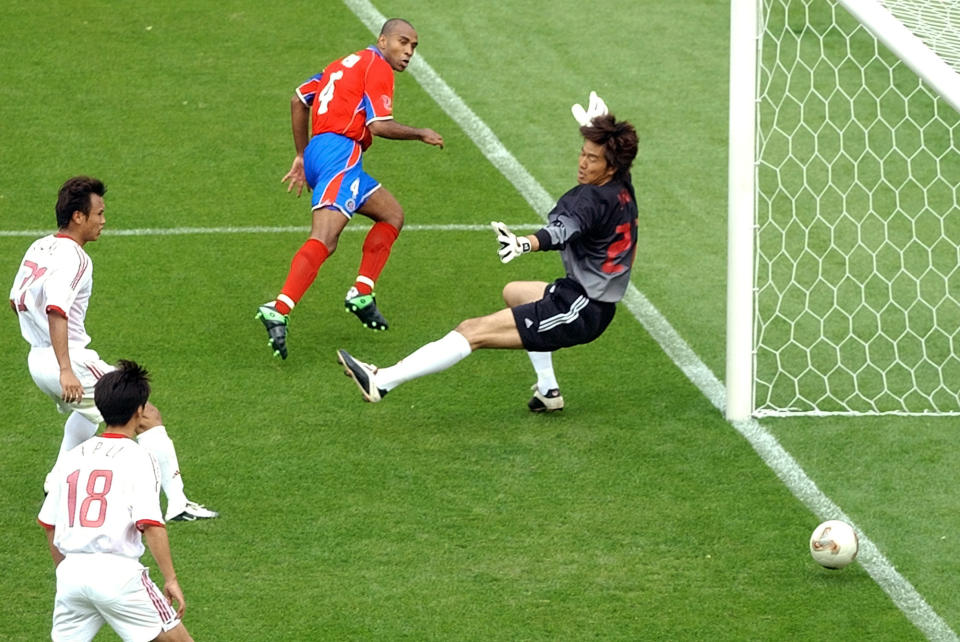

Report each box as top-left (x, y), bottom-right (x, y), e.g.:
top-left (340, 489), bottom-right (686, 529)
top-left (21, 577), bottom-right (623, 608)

top-left (38, 434), bottom-right (164, 560)
top-left (9, 233), bottom-right (93, 349)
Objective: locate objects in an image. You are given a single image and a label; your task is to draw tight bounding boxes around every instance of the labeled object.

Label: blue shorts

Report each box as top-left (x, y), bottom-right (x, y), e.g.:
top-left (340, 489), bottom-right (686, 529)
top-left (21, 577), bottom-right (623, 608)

top-left (304, 133), bottom-right (381, 217)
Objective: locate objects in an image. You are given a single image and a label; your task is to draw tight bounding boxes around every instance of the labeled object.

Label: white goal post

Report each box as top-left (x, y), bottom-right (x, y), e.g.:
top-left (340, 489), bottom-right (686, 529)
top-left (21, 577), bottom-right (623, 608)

top-left (726, 0), bottom-right (960, 419)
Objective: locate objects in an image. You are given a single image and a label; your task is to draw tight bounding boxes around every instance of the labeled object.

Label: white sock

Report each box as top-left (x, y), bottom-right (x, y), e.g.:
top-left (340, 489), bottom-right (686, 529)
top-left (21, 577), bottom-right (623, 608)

top-left (137, 425), bottom-right (188, 518)
top-left (527, 351), bottom-right (559, 394)
top-left (60, 412), bottom-right (98, 457)
top-left (377, 330), bottom-right (472, 391)
top-left (50, 413), bottom-right (98, 489)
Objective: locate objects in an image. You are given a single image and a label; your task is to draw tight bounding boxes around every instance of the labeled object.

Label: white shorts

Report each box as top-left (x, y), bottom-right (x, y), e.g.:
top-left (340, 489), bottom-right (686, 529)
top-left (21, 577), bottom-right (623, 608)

top-left (28, 346), bottom-right (114, 424)
top-left (52, 554), bottom-right (180, 642)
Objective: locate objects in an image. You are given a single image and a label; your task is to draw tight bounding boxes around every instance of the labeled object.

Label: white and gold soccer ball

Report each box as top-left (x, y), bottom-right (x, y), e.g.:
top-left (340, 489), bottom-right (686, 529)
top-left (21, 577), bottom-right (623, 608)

top-left (809, 520), bottom-right (859, 569)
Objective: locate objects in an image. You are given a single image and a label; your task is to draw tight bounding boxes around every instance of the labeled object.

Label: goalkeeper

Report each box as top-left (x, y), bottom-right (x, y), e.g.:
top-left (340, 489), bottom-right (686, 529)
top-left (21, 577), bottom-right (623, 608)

top-left (337, 93), bottom-right (638, 412)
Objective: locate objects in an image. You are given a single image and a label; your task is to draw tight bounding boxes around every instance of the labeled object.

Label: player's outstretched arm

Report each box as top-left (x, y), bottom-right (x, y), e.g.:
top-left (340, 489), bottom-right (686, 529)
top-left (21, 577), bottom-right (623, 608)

top-left (368, 119), bottom-right (444, 148)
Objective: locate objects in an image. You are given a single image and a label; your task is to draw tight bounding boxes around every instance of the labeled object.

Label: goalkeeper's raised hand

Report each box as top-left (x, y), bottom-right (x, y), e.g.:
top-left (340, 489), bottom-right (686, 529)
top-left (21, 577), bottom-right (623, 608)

top-left (571, 90), bottom-right (609, 126)
top-left (491, 221), bottom-right (532, 264)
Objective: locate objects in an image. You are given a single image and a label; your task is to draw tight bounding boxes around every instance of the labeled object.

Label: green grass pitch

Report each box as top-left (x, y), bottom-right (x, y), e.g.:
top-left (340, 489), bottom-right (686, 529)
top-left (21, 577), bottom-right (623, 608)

top-left (1, 1), bottom-right (957, 639)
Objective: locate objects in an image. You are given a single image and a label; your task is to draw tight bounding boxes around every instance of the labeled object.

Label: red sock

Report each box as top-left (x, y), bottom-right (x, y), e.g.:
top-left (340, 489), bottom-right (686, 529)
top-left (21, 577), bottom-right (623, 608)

top-left (276, 239), bottom-right (330, 314)
top-left (355, 222), bottom-right (400, 295)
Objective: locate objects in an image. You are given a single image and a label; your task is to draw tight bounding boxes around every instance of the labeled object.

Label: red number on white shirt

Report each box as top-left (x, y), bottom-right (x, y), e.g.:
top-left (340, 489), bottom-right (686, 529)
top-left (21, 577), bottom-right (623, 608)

top-left (65, 469), bottom-right (113, 527)
top-left (13, 259), bottom-right (47, 311)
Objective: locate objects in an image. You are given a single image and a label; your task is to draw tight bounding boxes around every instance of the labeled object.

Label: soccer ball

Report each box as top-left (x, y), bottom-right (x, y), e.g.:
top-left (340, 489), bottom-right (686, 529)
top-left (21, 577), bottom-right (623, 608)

top-left (809, 520), bottom-right (859, 569)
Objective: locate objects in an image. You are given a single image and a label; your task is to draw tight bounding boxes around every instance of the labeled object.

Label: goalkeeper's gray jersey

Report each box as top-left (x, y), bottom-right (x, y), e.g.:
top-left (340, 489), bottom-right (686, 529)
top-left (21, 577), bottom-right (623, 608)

top-left (536, 179), bottom-right (638, 302)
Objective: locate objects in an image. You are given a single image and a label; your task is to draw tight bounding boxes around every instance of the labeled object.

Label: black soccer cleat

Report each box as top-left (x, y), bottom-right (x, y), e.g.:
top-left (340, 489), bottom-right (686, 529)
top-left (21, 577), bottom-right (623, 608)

top-left (337, 349), bottom-right (387, 403)
top-left (344, 288), bottom-right (389, 331)
top-left (256, 303), bottom-right (289, 359)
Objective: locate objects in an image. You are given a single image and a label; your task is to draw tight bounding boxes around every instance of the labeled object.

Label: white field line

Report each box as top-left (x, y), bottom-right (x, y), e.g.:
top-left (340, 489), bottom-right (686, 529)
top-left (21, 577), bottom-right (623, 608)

top-left (343, 1), bottom-right (957, 639)
top-left (1, 4), bottom-right (951, 638)
top-left (0, 224), bottom-right (540, 238)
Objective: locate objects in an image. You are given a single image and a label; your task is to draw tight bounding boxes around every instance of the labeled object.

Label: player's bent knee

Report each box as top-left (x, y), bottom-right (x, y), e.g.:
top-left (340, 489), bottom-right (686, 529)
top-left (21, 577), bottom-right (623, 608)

top-left (502, 282), bottom-right (528, 307)
top-left (454, 311), bottom-right (518, 350)
top-left (453, 318), bottom-right (482, 346)
top-left (380, 207), bottom-right (404, 231)
top-left (503, 280), bottom-right (548, 307)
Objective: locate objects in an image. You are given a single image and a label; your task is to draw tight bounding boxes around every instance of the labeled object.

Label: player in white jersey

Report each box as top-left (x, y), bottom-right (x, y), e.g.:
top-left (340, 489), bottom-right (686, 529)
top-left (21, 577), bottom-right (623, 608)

top-left (39, 360), bottom-right (194, 641)
top-left (10, 176), bottom-right (217, 522)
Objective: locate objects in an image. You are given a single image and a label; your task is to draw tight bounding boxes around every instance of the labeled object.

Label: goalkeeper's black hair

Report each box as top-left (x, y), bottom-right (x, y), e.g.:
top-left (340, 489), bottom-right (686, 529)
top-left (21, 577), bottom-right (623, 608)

top-left (94, 360), bottom-right (151, 427)
top-left (580, 114), bottom-right (638, 182)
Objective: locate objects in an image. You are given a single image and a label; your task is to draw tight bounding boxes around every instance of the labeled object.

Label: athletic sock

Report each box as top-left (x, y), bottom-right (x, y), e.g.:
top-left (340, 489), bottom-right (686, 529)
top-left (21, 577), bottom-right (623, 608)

top-left (354, 222), bottom-right (399, 296)
top-left (276, 238), bottom-right (330, 315)
top-left (527, 351), bottom-right (559, 394)
top-left (136, 425), bottom-right (188, 518)
top-left (57, 412), bottom-right (98, 462)
top-left (377, 330), bottom-right (472, 391)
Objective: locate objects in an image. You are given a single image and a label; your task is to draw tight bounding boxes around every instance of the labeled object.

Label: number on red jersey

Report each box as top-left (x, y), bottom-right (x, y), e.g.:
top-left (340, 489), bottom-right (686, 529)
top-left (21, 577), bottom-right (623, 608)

top-left (602, 222), bottom-right (634, 274)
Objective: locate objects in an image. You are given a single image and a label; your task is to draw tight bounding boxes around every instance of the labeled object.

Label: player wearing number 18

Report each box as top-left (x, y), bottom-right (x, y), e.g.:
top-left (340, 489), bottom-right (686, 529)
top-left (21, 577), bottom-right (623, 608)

top-left (257, 18), bottom-right (444, 358)
top-left (38, 361), bottom-right (194, 641)
top-left (337, 95), bottom-right (638, 412)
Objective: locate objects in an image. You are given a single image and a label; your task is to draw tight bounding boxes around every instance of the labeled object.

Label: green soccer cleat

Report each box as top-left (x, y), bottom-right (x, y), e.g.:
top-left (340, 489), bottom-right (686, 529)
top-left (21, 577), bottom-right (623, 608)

top-left (256, 303), bottom-right (289, 359)
top-left (344, 287), bottom-right (389, 331)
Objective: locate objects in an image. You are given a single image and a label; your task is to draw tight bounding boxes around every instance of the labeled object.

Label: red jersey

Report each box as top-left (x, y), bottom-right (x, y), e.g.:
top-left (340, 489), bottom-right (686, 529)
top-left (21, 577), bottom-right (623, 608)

top-left (296, 46), bottom-right (394, 151)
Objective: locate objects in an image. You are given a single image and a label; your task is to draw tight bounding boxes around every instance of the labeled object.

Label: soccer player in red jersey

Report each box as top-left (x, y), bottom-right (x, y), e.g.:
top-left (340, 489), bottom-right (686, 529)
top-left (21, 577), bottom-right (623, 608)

top-left (257, 18), bottom-right (444, 359)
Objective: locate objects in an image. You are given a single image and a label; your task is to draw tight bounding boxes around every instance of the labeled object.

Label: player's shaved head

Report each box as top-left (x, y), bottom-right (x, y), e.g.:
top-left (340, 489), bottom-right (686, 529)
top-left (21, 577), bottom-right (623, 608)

top-left (380, 18), bottom-right (414, 36)
top-left (377, 18), bottom-right (418, 72)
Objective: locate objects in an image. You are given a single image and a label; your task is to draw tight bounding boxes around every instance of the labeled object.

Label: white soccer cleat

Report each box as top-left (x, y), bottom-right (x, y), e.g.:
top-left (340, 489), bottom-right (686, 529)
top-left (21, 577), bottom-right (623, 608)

top-left (528, 384), bottom-right (564, 413)
top-left (167, 500), bottom-right (219, 522)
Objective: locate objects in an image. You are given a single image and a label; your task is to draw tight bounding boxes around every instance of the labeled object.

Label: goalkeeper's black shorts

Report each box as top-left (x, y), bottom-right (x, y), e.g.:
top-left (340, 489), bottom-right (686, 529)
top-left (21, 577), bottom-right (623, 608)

top-left (512, 277), bottom-right (616, 353)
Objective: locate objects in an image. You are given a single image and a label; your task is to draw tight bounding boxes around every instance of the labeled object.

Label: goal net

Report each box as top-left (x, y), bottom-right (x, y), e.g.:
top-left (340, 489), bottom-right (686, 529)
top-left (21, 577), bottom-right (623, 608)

top-left (726, 0), bottom-right (960, 417)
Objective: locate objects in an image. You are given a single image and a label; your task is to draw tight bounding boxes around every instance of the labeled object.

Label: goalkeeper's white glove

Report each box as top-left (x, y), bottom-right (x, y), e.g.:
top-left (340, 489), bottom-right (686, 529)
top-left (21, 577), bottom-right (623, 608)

top-left (491, 221), bottom-right (532, 264)
top-left (571, 90), bottom-right (608, 126)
